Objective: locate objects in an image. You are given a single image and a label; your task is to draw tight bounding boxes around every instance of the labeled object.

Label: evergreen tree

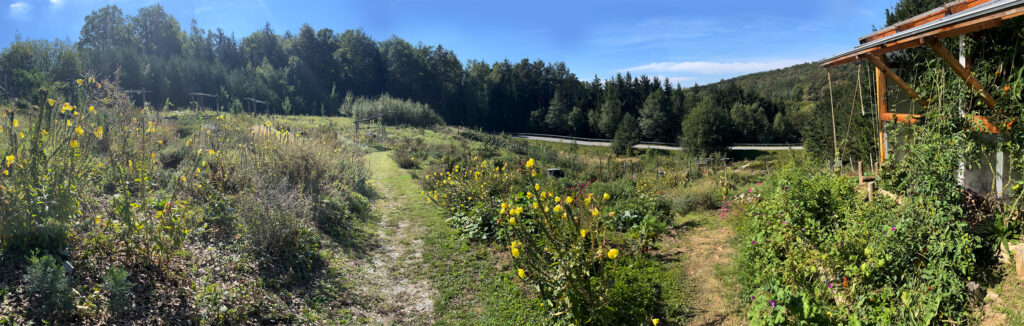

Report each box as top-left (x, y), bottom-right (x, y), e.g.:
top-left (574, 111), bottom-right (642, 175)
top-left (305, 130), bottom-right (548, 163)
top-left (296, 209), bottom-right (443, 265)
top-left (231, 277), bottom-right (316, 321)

top-left (612, 113), bottom-right (640, 156)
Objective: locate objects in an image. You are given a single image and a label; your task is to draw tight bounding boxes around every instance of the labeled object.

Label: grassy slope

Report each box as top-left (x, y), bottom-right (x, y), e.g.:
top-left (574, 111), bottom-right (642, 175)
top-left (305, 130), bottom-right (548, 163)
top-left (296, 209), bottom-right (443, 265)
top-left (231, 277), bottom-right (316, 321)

top-left (366, 151), bottom-right (546, 325)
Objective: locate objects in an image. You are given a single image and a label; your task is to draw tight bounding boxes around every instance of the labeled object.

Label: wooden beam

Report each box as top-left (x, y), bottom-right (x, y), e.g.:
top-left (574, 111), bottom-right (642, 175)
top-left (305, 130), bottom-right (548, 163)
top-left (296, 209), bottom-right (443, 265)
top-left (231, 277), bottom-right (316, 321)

top-left (822, 7), bottom-right (1018, 67)
top-left (860, 0), bottom-right (991, 43)
top-left (865, 54), bottom-right (930, 107)
top-left (876, 65), bottom-right (884, 165)
top-left (880, 112), bottom-right (923, 124)
top-left (925, 37), bottom-right (997, 109)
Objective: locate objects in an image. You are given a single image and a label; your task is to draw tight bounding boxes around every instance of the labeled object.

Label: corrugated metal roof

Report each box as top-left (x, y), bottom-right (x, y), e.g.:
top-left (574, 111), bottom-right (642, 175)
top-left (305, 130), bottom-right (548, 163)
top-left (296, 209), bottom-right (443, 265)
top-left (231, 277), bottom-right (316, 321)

top-left (821, 0), bottom-right (1024, 66)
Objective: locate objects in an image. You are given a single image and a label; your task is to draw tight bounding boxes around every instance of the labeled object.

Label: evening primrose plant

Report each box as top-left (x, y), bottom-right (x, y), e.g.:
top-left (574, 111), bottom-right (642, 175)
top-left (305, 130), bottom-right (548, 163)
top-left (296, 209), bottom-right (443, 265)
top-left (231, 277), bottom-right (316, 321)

top-left (502, 159), bottom-right (623, 325)
top-left (1, 83), bottom-right (103, 256)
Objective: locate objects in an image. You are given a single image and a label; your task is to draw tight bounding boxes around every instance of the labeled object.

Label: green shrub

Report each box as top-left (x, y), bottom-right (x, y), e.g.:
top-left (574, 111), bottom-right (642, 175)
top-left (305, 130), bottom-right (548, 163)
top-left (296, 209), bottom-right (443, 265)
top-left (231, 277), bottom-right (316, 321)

top-left (351, 94), bottom-right (443, 127)
top-left (607, 259), bottom-right (663, 325)
top-left (22, 253), bottom-right (73, 320)
top-left (237, 180), bottom-right (321, 278)
top-left (101, 266), bottom-right (131, 316)
top-left (739, 165), bottom-right (980, 324)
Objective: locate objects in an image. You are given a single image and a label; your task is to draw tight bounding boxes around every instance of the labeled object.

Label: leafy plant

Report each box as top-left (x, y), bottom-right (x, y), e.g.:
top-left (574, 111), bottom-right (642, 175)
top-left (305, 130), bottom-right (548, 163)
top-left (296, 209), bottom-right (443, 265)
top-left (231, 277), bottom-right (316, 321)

top-left (22, 253), bottom-right (73, 320)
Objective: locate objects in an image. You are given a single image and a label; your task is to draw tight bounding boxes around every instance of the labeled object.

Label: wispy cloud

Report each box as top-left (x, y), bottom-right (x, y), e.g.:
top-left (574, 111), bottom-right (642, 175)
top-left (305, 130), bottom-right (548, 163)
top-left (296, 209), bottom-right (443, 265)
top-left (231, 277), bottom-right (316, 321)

top-left (195, 5), bottom-right (213, 14)
top-left (621, 60), bottom-right (808, 75)
top-left (9, 1), bottom-right (30, 17)
top-left (592, 18), bottom-right (728, 48)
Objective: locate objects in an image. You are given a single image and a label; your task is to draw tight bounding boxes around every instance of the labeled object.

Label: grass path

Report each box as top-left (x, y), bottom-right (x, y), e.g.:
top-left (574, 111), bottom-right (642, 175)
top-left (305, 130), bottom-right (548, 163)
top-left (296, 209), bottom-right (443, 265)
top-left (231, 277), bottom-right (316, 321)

top-left (654, 211), bottom-right (745, 326)
top-left (362, 151), bottom-right (546, 325)
top-left (349, 152), bottom-right (436, 325)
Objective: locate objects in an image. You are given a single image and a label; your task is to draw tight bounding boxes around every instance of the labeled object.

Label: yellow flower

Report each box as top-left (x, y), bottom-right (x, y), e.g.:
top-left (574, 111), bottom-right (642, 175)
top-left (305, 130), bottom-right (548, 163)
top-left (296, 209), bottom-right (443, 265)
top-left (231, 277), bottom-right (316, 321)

top-left (66, 120), bottom-right (72, 127)
top-left (555, 196), bottom-right (561, 203)
top-left (565, 196), bottom-right (573, 204)
top-left (580, 229), bottom-right (587, 238)
top-left (47, 99), bottom-right (55, 107)
top-left (128, 160), bottom-right (132, 167)
top-left (591, 207), bottom-right (600, 217)
top-left (181, 175), bottom-right (187, 182)
top-left (652, 318), bottom-right (660, 326)
top-left (208, 149), bottom-right (216, 155)
top-left (62, 103), bottom-right (71, 113)
top-left (18, 132), bottom-right (24, 138)
top-left (88, 106), bottom-right (95, 113)
top-left (75, 126), bottom-right (84, 136)
top-left (2, 170), bottom-right (7, 176)
top-left (603, 193), bottom-right (611, 200)
top-left (532, 202), bottom-right (539, 209)
top-left (553, 205), bottom-right (563, 213)
top-left (535, 183), bottom-right (540, 191)
top-left (517, 268), bottom-right (526, 279)
top-left (4, 155), bottom-right (14, 167)
top-left (94, 126), bottom-right (103, 139)
top-left (531, 170), bottom-right (537, 177)
top-left (511, 246), bottom-right (520, 258)
top-left (70, 139), bottom-right (79, 148)
top-left (76, 79), bottom-right (83, 86)
top-left (525, 158), bottom-right (534, 168)
top-left (11, 119), bottom-right (18, 127)
top-left (509, 217), bottom-right (516, 226)
top-left (195, 168), bottom-right (201, 174)
top-left (514, 207), bottom-right (523, 215)
top-left (607, 248), bottom-right (619, 259)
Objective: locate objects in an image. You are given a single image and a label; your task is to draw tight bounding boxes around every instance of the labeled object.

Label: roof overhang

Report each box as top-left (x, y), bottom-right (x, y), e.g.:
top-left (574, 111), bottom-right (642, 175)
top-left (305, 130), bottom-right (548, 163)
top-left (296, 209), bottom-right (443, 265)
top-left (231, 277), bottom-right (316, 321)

top-left (821, 0), bottom-right (1024, 67)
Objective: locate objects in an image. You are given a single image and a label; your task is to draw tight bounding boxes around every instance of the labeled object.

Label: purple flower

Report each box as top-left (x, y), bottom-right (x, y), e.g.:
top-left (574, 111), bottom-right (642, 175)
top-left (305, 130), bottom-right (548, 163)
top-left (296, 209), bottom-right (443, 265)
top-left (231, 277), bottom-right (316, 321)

top-left (891, 226), bottom-right (897, 232)
top-left (756, 182), bottom-right (761, 186)
top-left (769, 300), bottom-right (776, 309)
top-left (784, 220), bottom-right (789, 224)
top-left (750, 296), bottom-right (755, 301)
top-left (828, 283), bottom-right (834, 289)
top-left (752, 240), bottom-right (757, 245)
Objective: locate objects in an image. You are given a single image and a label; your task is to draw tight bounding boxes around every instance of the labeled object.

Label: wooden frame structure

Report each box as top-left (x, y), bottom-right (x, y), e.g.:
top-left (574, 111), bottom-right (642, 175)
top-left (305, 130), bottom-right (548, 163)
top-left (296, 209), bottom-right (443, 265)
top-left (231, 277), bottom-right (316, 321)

top-left (822, 0), bottom-right (1024, 164)
top-left (189, 92), bottom-right (220, 111)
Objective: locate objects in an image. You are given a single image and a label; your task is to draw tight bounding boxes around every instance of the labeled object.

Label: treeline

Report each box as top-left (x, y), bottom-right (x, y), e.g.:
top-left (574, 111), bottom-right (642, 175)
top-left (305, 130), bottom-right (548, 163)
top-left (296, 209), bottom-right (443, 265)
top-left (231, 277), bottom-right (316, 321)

top-left (0, 3), bottom-right (810, 149)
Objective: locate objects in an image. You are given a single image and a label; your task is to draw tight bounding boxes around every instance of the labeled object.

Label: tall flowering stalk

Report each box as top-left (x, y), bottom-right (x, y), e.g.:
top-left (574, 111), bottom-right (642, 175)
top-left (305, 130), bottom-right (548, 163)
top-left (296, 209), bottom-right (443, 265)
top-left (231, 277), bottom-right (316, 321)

top-left (502, 158), bottom-right (620, 324)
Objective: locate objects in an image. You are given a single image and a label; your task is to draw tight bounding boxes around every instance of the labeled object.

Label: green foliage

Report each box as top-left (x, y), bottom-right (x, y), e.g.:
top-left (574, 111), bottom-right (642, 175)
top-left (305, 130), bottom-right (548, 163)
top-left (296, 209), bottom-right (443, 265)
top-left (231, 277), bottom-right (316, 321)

top-left (351, 94), bottom-right (443, 128)
top-left (739, 165), bottom-right (980, 325)
top-left (22, 253), bottom-right (73, 320)
top-left (680, 95), bottom-right (732, 155)
top-left (611, 113), bottom-right (640, 156)
top-left (101, 267), bottom-right (131, 316)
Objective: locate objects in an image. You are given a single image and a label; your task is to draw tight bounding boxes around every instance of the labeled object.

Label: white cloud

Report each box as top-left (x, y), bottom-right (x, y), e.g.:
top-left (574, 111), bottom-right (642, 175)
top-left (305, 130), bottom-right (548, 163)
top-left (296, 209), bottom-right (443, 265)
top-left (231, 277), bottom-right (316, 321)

top-left (49, 0), bottom-right (63, 7)
top-left (621, 60), bottom-right (808, 75)
top-left (195, 6), bottom-right (213, 14)
top-left (9, 1), bottom-right (30, 16)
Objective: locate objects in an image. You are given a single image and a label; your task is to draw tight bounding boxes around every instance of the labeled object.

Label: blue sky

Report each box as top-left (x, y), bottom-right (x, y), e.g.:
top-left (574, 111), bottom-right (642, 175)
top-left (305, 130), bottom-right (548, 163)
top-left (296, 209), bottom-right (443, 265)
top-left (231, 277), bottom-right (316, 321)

top-left (3, 0), bottom-right (896, 85)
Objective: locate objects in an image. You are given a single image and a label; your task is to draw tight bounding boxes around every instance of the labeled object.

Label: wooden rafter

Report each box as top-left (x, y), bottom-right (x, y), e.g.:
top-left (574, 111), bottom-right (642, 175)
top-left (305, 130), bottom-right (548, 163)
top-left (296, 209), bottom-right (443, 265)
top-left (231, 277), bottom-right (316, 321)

top-left (924, 37), bottom-right (996, 109)
top-left (860, 0), bottom-right (991, 43)
top-left (822, 5), bottom-right (1023, 67)
top-left (864, 54), bottom-right (930, 107)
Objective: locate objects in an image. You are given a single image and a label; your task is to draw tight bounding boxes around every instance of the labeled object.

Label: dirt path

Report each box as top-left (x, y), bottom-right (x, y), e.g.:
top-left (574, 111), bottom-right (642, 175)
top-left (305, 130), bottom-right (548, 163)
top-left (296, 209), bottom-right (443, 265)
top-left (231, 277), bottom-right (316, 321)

top-left (657, 212), bottom-right (745, 326)
top-left (348, 152), bottom-right (435, 325)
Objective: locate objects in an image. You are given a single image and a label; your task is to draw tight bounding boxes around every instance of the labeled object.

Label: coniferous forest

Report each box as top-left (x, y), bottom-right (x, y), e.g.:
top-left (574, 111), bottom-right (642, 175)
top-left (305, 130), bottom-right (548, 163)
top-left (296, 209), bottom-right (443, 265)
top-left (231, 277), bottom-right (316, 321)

top-left (1, 4), bottom-right (850, 151)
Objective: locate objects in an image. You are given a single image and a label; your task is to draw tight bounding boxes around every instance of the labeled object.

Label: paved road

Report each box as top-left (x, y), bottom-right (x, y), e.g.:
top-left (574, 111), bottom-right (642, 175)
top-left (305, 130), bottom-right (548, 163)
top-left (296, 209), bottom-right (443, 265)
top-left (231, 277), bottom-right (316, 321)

top-left (518, 135), bottom-right (804, 151)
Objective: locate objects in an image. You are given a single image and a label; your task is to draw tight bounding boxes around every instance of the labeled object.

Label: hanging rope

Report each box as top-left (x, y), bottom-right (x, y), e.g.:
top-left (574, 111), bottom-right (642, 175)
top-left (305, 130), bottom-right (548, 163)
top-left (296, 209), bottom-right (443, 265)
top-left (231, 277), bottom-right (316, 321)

top-left (828, 68), bottom-right (839, 165)
top-left (857, 62), bottom-right (866, 116)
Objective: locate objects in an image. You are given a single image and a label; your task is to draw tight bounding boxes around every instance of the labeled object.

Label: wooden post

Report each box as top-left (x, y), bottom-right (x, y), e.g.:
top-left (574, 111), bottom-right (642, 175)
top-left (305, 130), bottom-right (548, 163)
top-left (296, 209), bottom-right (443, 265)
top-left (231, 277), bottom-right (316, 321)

top-left (867, 182), bottom-right (874, 201)
top-left (875, 64), bottom-right (888, 165)
top-left (858, 161), bottom-right (864, 184)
